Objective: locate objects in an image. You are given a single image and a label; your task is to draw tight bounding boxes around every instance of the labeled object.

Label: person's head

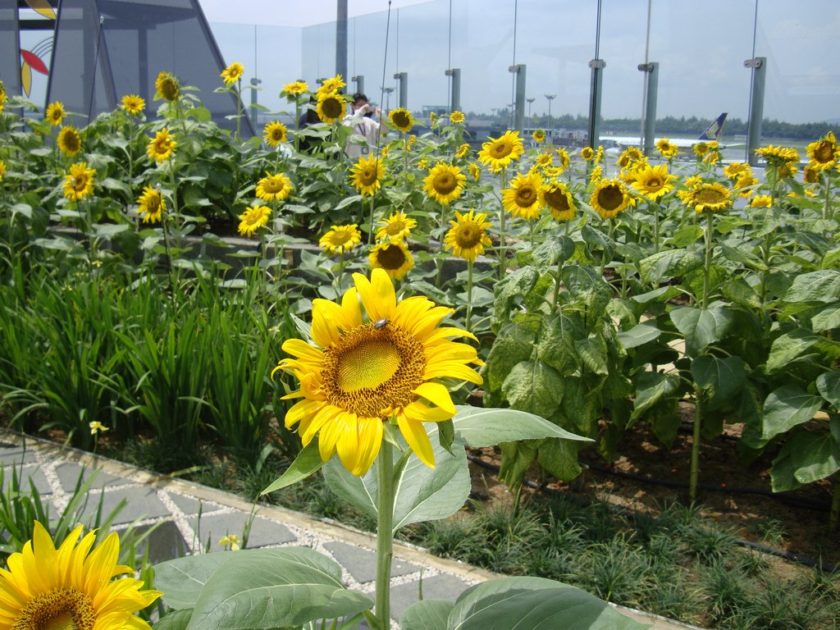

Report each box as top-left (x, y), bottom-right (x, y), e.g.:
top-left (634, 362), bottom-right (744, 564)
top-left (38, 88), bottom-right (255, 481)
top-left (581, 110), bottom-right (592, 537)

top-left (352, 93), bottom-right (369, 113)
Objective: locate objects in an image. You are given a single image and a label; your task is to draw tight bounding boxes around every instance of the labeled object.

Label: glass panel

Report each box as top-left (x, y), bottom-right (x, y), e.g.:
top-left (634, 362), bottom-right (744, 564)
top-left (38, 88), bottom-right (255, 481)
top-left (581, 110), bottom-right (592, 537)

top-left (0, 0), bottom-right (21, 96)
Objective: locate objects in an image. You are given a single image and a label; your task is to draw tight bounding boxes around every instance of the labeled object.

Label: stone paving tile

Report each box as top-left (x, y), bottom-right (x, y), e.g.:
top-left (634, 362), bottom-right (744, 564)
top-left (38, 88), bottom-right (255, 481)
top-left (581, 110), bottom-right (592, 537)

top-left (79, 486), bottom-right (170, 525)
top-left (186, 511), bottom-right (296, 552)
top-left (167, 492), bottom-right (223, 517)
top-left (0, 447), bottom-right (38, 466)
top-left (0, 465), bottom-right (52, 495)
top-left (55, 462), bottom-right (127, 492)
top-left (324, 541), bottom-right (421, 584)
top-left (389, 574), bottom-right (474, 622)
top-left (126, 520), bottom-right (189, 564)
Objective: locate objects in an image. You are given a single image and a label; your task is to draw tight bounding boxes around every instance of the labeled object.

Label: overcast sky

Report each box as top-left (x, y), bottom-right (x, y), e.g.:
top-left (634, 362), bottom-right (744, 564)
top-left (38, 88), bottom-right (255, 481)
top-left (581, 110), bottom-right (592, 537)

top-left (204, 0), bottom-right (840, 124)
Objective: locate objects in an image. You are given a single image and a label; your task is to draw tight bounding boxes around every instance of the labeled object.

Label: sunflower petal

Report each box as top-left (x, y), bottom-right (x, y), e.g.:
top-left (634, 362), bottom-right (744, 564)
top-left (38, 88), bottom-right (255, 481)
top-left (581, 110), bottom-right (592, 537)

top-left (354, 268), bottom-right (396, 321)
top-left (397, 416), bottom-right (435, 468)
top-left (414, 382), bottom-right (456, 414)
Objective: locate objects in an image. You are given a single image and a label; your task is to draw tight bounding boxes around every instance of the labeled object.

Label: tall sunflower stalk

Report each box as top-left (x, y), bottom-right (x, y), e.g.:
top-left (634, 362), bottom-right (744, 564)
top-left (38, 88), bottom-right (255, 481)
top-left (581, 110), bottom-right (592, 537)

top-left (689, 209), bottom-right (715, 504)
top-left (273, 270), bottom-right (483, 629)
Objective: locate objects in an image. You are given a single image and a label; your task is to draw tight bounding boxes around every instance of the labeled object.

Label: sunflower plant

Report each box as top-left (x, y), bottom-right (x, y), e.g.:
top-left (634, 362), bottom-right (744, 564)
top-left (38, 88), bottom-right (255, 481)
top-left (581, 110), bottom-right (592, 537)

top-left (148, 270), bottom-right (643, 630)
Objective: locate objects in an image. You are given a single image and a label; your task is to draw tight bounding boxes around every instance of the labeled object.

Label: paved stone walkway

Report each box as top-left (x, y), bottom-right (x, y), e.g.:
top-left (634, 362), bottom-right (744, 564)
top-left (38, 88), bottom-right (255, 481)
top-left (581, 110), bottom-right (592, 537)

top-left (0, 432), bottom-right (695, 629)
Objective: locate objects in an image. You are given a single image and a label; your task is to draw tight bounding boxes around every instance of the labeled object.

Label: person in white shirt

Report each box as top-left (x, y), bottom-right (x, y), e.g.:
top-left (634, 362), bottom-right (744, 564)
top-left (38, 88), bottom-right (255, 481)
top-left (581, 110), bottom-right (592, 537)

top-left (344, 93), bottom-right (381, 159)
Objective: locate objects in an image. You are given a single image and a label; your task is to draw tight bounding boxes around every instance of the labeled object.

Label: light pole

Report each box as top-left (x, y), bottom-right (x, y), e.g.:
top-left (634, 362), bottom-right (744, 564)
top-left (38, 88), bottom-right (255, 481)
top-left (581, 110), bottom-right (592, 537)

top-left (381, 87), bottom-right (395, 113)
top-left (527, 97), bottom-right (535, 121)
top-left (545, 94), bottom-right (556, 131)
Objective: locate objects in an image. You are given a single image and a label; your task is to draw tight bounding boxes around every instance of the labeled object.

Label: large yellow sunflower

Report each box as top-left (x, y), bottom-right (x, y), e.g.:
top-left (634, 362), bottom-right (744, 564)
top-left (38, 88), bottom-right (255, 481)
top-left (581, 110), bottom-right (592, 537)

top-left (581, 146), bottom-right (594, 161)
top-left (147, 128), bottom-right (175, 162)
top-left (238, 204), bottom-right (272, 237)
top-left (137, 185), bottom-right (165, 223)
top-left (755, 145), bottom-right (800, 167)
top-left (263, 121), bottom-right (288, 147)
top-left (320, 224), bottom-right (362, 255)
top-left (220, 61), bottom-right (244, 86)
top-left (806, 131), bottom-right (838, 171)
top-left (632, 164), bottom-right (675, 201)
top-left (316, 93), bottom-right (346, 123)
top-left (478, 131), bottom-right (524, 173)
top-left (750, 194), bottom-right (773, 208)
top-left (316, 74), bottom-right (346, 98)
top-left (45, 101), bottom-right (65, 126)
top-left (154, 71), bottom-right (180, 101)
top-left (424, 163), bottom-right (466, 205)
top-left (683, 181), bottom-right (732, 214)
top-left (273, 269), bottom-right (482, 474)
top-left (532, 129), bottom-right (546, 143)
top-left (389, 108), bottom-right (414, 133)
top-left (590, 178), bottom-right (631, 219)
top-left (120, 94), bottom-right (145, 116)
top-left (0, 522), bottom-right (160, 630)
top-left (502, 171), bottom-right (543, 220)
top-left (735, 174), bottom-right (759, 198)
top-left (655, 138), bottom-right (679, 160)
top-left (282, 80), bottom-right (309, 97)
top-left (256, 172), bottom-right (294, 202)
top-left (376, 211), bottom-right (417, 242)
top-left (723, 162), bottom-right (752, 181)
top-left (541, 181), bottom-right (577, 222)
top-left (63, 162), bottom-right (95, 202)
top-left (57, 126), bottom-right (82, 157)
top-left (555, 147), bottom-right (570, 171)
top-left (455, 143), bottom-right (470, 159)
top-left (369, 241), bottom-right (414, 280)
top-left (350, 155), bottom-right (385, 197)
top-left (617, 146), bottom-right (643, 169)
top-left (445, 209), bottom-right (492, 261)
top-left (449, 111), bottom-right (465, 125)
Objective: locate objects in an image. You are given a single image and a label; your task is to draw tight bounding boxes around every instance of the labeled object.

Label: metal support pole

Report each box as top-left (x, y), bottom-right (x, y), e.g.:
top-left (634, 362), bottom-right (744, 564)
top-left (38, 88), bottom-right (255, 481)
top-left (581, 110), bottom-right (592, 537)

top-left (335, 0), bottom-right (348, 80)
top-left (351, 74), bottom-right (364, 96)
top-left (744, 56), bottom-right (766, 166)
top-left (508, 64), bottom-right (526, 133)
top-left (250, 77), bottom-right (261, 128)
top-left (445, 68), bottom-right (461, 112)
top-left (587, 58), bottom-right (605, 148)
top-left (638, 61), bottom-right (658, 157)
top-left (393, 71), bottom-right (407, 108)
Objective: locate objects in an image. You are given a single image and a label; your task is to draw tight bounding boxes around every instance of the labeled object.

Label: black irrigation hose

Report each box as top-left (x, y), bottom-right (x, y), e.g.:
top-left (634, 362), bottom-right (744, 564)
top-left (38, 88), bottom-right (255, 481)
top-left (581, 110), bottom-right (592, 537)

top-left (466, 453), bottom-right (839, 574)
top-left (583, 463), bottom-right (831, 513)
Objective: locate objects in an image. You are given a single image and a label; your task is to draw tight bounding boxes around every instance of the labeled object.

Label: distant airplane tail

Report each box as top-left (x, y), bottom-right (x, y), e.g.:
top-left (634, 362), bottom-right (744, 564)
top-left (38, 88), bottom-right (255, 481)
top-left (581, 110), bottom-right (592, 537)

top-left (699, 113), bottom-right (727, 141)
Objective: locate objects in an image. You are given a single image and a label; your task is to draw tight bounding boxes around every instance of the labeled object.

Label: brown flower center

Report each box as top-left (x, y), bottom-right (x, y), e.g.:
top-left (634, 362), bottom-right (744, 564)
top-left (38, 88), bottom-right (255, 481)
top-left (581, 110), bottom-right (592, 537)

top-left (359, 165), bottom-right (378, 185)
top-left (544, 188), bottom-right (570, 212)
top-left (456, 224), bottom-right (482, 248)
top-left (17, 588), bottom-right (96, 630)
top-left (597, 185), bottom-right (624, 211)
top-left (490, 142), bottom-right (512, 159)
top-left (814, 141), bottom-right (834, 163)
top-left (514, 185), bottom-right (538, 207)
top-left (695, 187), bottom-right (726, 205)
top-left (321, 97), bottom-right (343, 118)
top-left (62, 131), bottom-right (80, 153)
top-left (376, 244), bottom-right (407, 270)
top-left (433, 172), bottom-right (458, 194)
top-left (322, 323), bottom-right (425, 418)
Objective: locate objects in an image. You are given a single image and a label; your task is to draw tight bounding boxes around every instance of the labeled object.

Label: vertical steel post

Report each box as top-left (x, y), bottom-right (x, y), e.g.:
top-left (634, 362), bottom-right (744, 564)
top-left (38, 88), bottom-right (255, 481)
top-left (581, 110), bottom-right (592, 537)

top-left (393, 71), bottom-right (407, 108)
top-left (508, 64), bottom-right (526, 132)
top-left (250, 77), bottom-right (261, 128)
top-left (587, 59), bottom-right (605, 148)
top-left (638, 61), bottom-right (658, 157)
top-left (445, 68), bottom-right (461, 112)
top-left (744, 56), bottom-right (766, 166)
top-left (335, 0), bottom-right (348, 80)
top-left (351, 74), bottom-right (364, 96)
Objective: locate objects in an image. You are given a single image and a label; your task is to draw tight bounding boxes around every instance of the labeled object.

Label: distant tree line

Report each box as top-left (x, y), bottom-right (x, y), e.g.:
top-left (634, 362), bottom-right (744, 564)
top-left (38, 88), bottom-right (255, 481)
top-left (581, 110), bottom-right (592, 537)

top-left (472, 109), bottom-right (835, 140)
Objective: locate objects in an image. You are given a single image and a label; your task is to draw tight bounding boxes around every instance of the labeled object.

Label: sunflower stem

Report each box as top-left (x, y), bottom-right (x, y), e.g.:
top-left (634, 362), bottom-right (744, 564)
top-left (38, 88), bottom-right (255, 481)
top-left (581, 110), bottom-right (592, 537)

top-left (689, 386), bottom-right (702, 504)
top-left (702, 211), bottom-right (713, 310)
top-left (367, 195), bottom-right (376, 245)
top-left (235, 79), bottom-right (242, 142)
top-left (823, 171), bottom-right (832, 221)
top-left (652, 202), bottom-right (660, 253)
top-left (465, 259), bottom-right (474, 331)
top-left (498, 169), bottom-right (508, 281)
top-left (375, 438), bottom-right (395, 629)
top-left (294, 99), bottom-right (301, 153)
